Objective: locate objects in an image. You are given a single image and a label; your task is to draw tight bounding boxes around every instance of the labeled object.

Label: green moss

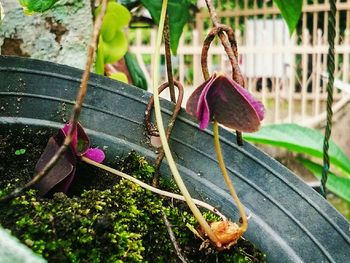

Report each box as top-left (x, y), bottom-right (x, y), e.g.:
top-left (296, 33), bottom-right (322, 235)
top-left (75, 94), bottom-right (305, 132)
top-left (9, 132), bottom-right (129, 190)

top-left (0, 130), bottom-right (266, 262)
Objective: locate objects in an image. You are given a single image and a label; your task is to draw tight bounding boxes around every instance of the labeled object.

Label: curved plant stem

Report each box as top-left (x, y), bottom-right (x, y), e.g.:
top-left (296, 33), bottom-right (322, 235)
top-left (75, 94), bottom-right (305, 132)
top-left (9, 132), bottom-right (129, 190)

top-left (81, 157), bottom-right (226, 220)
top-left (152, 0), bottom-right (221, 247)
top-left (144, 81), bottom-right (183, 187)
top-left (204, 0), bottom-right (244, 146)
top-left (204, 0), bottom-right (243, 86)
top-left (149, 14), bottom-right (179, 187)
top-left (0, 0), bottom-right (108, 204)
top-left (213, 120), bottom-right (247, 232)
top-left (144, 81), bottom-right (184, 138)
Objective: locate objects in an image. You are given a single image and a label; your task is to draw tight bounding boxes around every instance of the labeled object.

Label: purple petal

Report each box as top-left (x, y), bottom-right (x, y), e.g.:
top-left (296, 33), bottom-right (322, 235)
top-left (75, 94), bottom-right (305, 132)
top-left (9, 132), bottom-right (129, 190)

top-left (206, 74), bottom-right (264, 132)
top-left (83, 148), bottom-right (105, 163)
top-left (50, 166), bottom-right (76, 194)
top-left (62, 123), bottom-right (70, 134)
top-left (186, 73), bottom-right (217, 130)
top-left (186, 80), bottom-right (209, 117)
top-left (187, 72), bottom-right (264, 132)
top-left (61, 122), bottom-right (90, 155)
top-left (197, 74), bottom-right (217, 129)
top-left (225, 77), bottom-right (265, 121)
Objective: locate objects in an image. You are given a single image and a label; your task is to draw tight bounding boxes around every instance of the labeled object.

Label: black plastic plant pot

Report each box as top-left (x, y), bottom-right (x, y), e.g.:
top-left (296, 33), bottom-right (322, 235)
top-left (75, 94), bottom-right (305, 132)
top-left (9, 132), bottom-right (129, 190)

top-left (0, 56), bottom-right (349, 262)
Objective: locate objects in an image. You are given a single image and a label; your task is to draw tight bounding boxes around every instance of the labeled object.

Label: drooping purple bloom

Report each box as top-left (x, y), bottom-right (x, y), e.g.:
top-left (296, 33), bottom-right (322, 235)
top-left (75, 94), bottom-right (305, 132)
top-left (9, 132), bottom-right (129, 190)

top-left (61, 123), bottom-right (105, 162)
top-left (34, 122), bottom-right (105, 196)
top-left (186, 72), bottom-right (264, 132)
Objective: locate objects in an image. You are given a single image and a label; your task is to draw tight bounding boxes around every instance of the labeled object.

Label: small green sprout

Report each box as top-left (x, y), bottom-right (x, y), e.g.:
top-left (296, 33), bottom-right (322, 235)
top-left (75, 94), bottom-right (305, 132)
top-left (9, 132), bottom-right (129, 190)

top-left (15, 149), bottom-right (26, 155)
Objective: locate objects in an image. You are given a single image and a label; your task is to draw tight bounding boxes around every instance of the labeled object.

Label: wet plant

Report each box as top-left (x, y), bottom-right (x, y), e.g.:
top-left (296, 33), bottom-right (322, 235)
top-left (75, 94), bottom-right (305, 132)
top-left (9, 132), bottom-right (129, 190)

top-left (0, 130), bottom-right (266, 262)
top-left (184, 0), bottom-right (264, 248)
top-left (1, 0), bottom-right (307, 259)
top-left (33, 122), bottom-right (105, 196)
top-left (0, 0), bottom-right (109, 203)
top-left (0, 0), bottom-right (226, 238)
top-left (146, 0), bottom-right (265, 249)
top-left (95, 1), bottom-right (131, 82)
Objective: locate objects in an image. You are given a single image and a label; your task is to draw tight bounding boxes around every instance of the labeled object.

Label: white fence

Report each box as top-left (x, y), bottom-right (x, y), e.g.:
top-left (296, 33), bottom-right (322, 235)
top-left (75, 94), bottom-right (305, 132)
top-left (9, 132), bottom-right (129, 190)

top-left (129, 0), bottom-right (350, 126)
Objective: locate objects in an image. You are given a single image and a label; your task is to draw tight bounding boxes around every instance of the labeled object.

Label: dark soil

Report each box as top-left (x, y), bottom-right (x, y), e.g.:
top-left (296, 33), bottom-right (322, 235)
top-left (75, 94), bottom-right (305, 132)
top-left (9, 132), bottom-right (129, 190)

top-left (0, 126), bottom-right (266, 262)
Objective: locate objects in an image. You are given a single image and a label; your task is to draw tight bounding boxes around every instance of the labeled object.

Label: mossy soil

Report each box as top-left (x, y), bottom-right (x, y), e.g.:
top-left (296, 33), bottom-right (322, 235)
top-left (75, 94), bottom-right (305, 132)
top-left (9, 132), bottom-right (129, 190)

top-left (0, 126), bottom-right (266, 263)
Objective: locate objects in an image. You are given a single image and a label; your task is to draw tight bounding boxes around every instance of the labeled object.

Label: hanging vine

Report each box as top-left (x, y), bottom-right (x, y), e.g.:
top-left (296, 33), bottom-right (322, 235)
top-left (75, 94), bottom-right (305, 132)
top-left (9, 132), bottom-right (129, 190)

top-left (321, 0), bottom-right (336, 197)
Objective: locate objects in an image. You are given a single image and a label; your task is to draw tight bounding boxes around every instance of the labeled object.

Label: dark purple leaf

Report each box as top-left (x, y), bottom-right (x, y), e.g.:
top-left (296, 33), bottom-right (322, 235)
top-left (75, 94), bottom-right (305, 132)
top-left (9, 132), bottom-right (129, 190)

top-left (33, 122), bottom-right (105, 196)
top-left (33, 130), bottom-right (76, 196)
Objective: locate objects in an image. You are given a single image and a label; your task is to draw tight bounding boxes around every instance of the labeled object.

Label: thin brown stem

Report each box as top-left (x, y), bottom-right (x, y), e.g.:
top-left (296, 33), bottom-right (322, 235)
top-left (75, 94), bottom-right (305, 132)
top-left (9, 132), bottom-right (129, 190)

top-left (164, 14), bottom-right (176, 103)
top-left (0, 0), bottom-right (109, 204)
top-left (235, 131), bottom-right (243, 146)
top-left (144, 81), bottom-right (184, 187)
top-left (150, 11), bottom-right (181, 186)
top-left (203, 2), bottom-right (240, 78)
top-left (217, 31), bottom-right (244, 87)
top-left (203, 0), bottom-right (244, 146)
top-left (161, 209), bottom-right (188, 263)
top-left (201, 26), bottom-right (243, 86)
top-left (151, 0), bottom-right (220, 246)
top-left (201, 30), bottom-right (215, 80)
top-left (205, 0), bottom-right (220, 27)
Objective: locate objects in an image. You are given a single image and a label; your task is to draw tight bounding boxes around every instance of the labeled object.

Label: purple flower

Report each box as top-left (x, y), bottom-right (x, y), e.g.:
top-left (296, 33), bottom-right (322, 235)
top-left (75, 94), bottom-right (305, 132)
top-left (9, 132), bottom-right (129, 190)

top-left (34, 122), bottom-right (105, 196)
top-left (186, 72), bottom-right (264, 132)
top-left (61, 123), bottom-right (105, 162)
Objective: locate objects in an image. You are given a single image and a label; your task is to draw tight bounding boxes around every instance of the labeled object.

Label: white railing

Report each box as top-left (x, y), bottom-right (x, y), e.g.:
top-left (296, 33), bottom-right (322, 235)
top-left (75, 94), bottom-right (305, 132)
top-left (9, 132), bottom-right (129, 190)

top-left (129, 0), bottom-right (350, 126)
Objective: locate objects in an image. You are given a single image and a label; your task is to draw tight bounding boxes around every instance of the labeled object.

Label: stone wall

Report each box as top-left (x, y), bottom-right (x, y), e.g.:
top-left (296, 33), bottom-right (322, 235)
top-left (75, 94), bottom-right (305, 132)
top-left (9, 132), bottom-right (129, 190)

top-left (0, 0), bottom-right (92, 69)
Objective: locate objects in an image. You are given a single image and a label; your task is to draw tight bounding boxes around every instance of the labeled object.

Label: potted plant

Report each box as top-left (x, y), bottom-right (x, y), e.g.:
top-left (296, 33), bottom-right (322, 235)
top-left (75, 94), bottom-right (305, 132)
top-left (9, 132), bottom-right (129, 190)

top-left (0, 0), bottom-right (349, 262)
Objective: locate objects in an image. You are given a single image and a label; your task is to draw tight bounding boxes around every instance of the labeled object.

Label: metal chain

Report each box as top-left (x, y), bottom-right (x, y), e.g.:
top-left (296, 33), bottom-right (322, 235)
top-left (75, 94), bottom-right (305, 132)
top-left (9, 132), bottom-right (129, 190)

top-left (320, 0), bottom-right (336, 197)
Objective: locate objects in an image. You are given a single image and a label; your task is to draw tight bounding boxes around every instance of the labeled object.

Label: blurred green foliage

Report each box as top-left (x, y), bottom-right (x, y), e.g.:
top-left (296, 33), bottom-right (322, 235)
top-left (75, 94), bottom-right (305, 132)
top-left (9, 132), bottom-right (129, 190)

top-left (95, 1), bottom-right (130, 82)
top-left (124, 52), bottom-right (148, 90)
top-left (244, 124), bottom-right (350, 202)
top-left (141, 0), bottom-right (193, 55)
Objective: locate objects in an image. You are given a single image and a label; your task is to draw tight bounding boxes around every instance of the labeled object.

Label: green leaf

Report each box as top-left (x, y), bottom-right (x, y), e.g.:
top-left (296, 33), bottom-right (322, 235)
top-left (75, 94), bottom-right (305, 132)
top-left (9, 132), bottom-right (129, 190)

top-left (100, 13), bottom-right (120, 42)
top-left (298, 158), bottom-right (350, 203)
top-left (273, 0), bottom-right (302, 34)
top-left (97, 2), bottom-right (131, 43)
top-left (243, 124), bottom-right (350, 176)
top-left (15, 149), bottom-right (26, 155)
top-left (103, 30), bottom-right (128, 63)
top-left (141, 0), bottom-right (192, 55)
top-left (109, 72), bottom-right (128, 83)
top-left (124, 52), bottom-right (148, 90)
top-left (95, 2), bottom-right (131, 29)
top-left (95, 37), bottom-right (105, 75)
top-left (95, 1), bottom-right (130, 73)
top-left (19, 0), bottom-right (58, 13)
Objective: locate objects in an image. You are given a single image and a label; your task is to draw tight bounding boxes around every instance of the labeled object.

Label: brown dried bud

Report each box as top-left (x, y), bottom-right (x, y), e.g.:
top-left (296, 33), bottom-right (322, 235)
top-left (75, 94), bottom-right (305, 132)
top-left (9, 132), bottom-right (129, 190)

top-left (210, 220), bottom-right (243, 249)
